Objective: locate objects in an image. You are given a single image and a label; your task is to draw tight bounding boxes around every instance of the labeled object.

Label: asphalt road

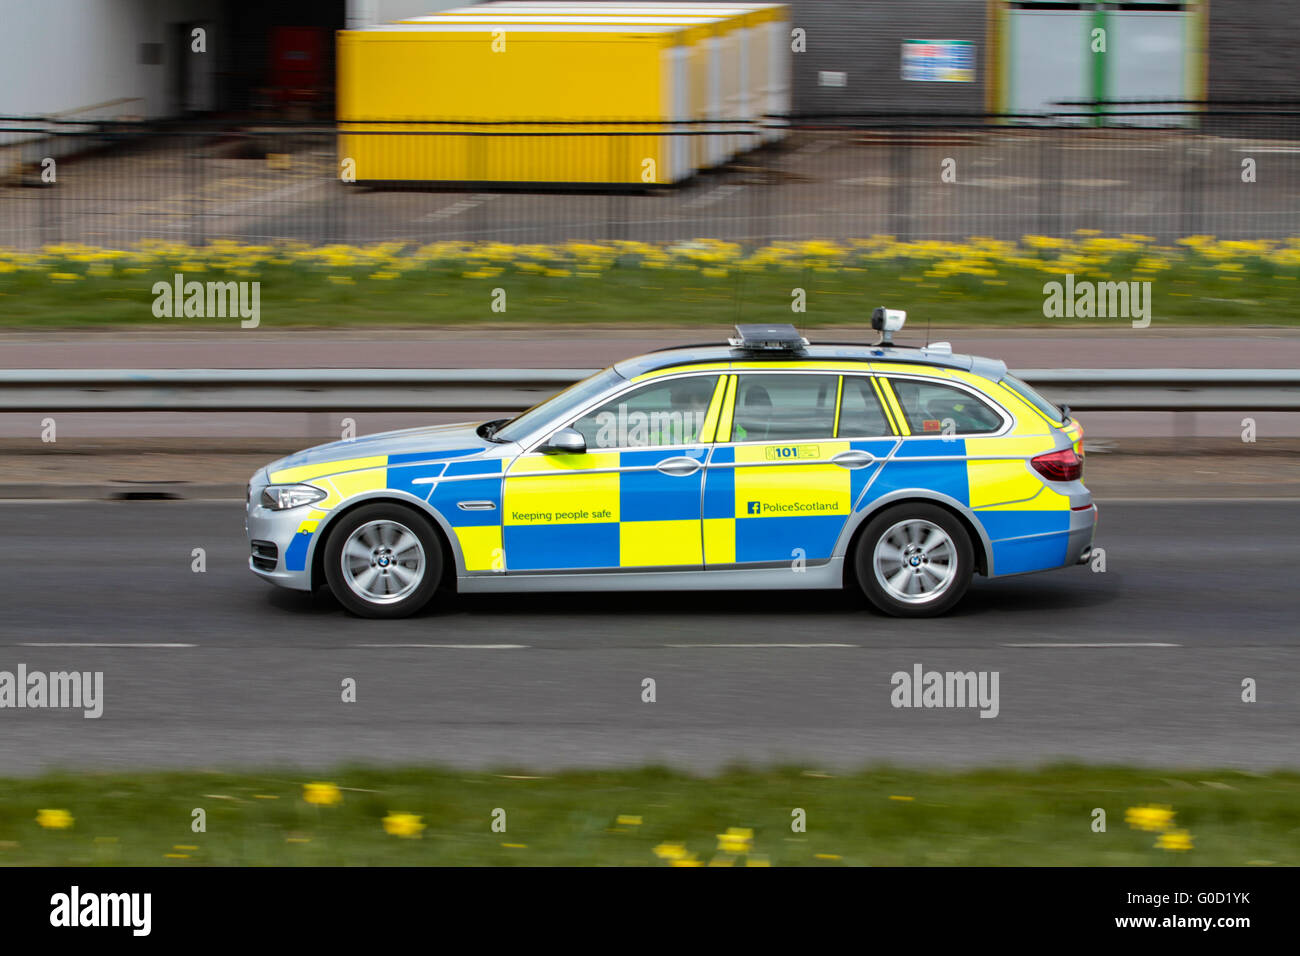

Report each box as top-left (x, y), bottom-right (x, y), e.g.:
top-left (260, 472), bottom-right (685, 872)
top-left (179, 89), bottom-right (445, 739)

top-left (0, 499), bottom-right (1295, 775)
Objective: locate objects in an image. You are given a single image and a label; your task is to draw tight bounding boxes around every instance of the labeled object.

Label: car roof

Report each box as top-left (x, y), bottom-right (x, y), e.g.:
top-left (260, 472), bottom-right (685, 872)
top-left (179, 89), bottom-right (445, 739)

top-left (613, 342), bottom-right (1008, 382)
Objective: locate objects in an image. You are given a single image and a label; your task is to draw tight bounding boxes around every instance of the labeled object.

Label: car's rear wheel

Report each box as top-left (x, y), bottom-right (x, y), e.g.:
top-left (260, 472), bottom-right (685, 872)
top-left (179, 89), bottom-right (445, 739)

top-left (854, 504), bottom-right (973, 617)
top-left (323, 503), bottom-right (442, 619)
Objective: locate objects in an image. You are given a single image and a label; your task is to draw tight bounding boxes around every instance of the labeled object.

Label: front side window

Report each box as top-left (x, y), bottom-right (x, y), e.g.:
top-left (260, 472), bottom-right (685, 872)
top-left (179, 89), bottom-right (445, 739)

top-left (890, 378), bottom-right (1004, 435)
top-left (572, 375), bottom-right (719, 449)
top-left (495, 367), bottom-right (623, 444)
top-left (730, 374), bottom-right (838, 442)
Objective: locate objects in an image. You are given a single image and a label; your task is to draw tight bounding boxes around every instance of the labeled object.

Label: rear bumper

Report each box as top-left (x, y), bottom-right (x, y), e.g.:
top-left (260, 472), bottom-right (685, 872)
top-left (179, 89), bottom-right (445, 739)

top-left (983, 499), bottom-right (1097, 577)
top-left (1066, 503), bottom-right (1098, 567)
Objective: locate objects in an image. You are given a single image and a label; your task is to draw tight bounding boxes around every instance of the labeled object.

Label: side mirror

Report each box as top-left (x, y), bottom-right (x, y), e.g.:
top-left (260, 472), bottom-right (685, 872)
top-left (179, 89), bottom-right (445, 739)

top-left (541, 426), bottom-right (586, 455)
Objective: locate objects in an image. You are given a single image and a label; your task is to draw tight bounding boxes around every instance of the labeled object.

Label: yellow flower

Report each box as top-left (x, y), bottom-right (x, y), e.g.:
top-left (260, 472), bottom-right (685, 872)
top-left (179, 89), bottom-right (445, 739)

top-left (1156, 829), bottom-right (1194, 852)
top-left (303, 782), bottom-right (342, 806)
top-left (652, 841), bottom-right (690, 861)
top-left (716, 827), bottom-right (753, 855)
top-left (383, 812), bottom-right (426, 838)
top-left (615, 815), bottom-right (642, 827)
top-left (1125, 804), bottom-right (1175, 832)
top-left (37, 809), bottom-right (74, 829)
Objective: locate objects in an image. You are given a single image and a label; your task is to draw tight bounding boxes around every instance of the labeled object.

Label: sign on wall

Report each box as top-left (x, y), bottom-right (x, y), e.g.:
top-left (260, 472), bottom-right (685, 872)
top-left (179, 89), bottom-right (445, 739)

top-left (901, 39), bottom-right (976, 82)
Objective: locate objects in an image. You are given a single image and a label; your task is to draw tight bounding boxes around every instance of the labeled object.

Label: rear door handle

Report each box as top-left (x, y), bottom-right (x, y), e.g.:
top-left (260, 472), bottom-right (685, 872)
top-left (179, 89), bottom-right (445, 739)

top-left (656, 456), bottom-right (702, 477)
top-left (831, 450), bottom-right (875, 470)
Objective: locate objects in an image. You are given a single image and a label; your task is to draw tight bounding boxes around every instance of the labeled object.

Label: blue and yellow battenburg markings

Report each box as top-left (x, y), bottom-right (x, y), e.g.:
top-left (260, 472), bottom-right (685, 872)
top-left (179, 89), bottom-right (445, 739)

top-left (270, 448), bottom-right (494, 572)
top-left (703, 441), bottom-right (886, 565)
top-left (502, 447), bottom-right (710, 570)
top-left (268, 367), bottom-right (1082, 579)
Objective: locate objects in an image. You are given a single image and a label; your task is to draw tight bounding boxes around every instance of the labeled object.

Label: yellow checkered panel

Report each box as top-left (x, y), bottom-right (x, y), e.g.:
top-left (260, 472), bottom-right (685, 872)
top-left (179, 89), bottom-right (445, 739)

top-left (503, 448), bottom-right (707, 570)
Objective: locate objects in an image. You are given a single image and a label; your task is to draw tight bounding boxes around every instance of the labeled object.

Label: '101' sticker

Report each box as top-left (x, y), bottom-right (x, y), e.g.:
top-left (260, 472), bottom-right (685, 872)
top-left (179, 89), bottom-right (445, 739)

top-left (765, 445), bottom-right (819, 460)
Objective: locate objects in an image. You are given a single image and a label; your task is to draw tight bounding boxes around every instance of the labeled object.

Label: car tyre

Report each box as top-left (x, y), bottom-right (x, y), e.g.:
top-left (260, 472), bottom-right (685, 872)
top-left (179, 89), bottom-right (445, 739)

top-left (323, 503), bottom-right (443, 619)
top-left (854, 503), bottom-right (973, 617)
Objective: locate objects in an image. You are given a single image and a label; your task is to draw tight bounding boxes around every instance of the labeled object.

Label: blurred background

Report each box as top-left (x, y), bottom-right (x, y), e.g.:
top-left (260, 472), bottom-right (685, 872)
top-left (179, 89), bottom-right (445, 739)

top-left (0, 2), bottom-right (1296, 868)
top-left (1, 0), bottom-right (1298, 245)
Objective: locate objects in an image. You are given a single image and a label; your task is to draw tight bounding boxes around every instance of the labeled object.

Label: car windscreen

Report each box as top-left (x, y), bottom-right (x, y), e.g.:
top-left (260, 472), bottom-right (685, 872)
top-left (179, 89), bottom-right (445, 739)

top-left (494, 367), bottom-right (624, 444)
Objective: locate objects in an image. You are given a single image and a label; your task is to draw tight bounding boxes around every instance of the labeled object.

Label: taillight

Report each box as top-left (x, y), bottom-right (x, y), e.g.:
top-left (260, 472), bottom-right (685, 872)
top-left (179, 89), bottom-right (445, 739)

top-left (1031, 448), bottom-right (1083, 482)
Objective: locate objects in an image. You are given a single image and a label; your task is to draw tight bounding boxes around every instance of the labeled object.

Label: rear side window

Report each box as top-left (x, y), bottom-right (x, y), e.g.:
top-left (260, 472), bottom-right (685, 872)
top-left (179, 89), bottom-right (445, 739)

top-left (837, 376), bottom-right (892, 437)
top-left (890, 378), bottom-right (1004, 435)
top-left (1001, 374), bottom-right (1065, 424)
top-left (731, 374), bottom-right (837, 442)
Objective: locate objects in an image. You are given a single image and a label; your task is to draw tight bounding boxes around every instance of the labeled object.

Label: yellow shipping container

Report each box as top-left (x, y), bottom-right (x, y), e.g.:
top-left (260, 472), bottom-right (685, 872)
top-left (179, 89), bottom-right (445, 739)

top-left (460, 3), bottom-right (791, 144)
top-left (337, 23), bottom-right (701, 185)
top-left (395, 12), bottom-right (740, 170)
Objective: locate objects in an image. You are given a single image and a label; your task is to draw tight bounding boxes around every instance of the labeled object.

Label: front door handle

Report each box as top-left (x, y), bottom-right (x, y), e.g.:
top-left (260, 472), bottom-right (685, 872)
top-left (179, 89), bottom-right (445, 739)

top-left (656, 456), bottom-right (702, 477)
top-left (831, 450), bottom-right (876, 470)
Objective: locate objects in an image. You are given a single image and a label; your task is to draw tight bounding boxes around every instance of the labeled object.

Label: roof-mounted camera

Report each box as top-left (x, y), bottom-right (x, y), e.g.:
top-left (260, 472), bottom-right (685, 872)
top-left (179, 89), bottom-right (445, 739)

top-left (871, 307), bottom-right (907, 346)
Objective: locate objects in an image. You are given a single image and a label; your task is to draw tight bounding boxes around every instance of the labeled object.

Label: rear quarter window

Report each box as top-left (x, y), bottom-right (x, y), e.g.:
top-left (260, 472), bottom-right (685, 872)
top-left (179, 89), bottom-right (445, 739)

top-left (1000, 375), bottom-right (1065, 424)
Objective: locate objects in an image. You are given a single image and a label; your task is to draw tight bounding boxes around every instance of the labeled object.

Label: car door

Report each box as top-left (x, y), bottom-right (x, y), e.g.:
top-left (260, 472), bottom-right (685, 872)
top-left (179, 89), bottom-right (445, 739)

top-left (701, 371), bottom-right (894, 569)
top-left (501, 373), bottom-right (725, 572)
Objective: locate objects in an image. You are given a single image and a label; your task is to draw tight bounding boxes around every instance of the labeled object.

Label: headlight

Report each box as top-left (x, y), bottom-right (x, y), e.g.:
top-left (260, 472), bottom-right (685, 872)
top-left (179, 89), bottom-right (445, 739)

top-left (261, 484), bottom-right (327, 510)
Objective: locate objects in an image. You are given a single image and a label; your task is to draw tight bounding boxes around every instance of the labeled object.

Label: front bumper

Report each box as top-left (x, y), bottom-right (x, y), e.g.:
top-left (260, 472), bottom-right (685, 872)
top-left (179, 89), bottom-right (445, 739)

top-left (245, 471), bottom-right (316, 591)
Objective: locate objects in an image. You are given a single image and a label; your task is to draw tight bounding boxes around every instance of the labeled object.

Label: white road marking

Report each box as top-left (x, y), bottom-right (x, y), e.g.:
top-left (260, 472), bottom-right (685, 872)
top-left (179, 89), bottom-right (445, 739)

top-left (684, 184), bottom-right (745, 208)
top-left (18, 642), bottom-right (196, 648)
top-left (1002, 642), bottom-right (1180, 648)
top-left (354, 643), bottom-right (528, 649)
top-left (420, 193), bottom-right (500, 222)
top-left (208, 179), bottom-right (324, 218)
top-left (664, 642), bottom-right (859, 648)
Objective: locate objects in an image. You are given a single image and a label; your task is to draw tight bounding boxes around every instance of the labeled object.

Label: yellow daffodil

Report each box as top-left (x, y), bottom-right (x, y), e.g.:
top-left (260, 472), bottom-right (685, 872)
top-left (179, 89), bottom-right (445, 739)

top-left (1125, 804), bottom-right (1175, 832)
top-left (36, 809), bottom-right (74, 829)
top-left (302, 782), bottom-right (342, 806)
top-left (383, 812), bottom-right (426, 838)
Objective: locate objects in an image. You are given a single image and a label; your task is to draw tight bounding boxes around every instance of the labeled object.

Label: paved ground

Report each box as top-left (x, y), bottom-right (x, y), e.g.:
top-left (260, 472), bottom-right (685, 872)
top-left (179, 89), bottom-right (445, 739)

top-left (0, 500), bottom-right (1294, 775)
top-left (3, 129), bottom-right (1296, 247)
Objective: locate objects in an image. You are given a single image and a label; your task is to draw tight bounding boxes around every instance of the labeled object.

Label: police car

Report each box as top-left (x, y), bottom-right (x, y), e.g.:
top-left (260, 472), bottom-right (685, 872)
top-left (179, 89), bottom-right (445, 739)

top-left (246, 311), bottom-right (1095, 618)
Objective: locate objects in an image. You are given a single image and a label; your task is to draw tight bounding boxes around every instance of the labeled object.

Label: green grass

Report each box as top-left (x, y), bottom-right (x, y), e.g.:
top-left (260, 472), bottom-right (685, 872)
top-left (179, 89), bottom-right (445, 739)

top-left (1, 259), bottom-right (1298, 328)
top-left (2, 764), bottom-right (1297, 865)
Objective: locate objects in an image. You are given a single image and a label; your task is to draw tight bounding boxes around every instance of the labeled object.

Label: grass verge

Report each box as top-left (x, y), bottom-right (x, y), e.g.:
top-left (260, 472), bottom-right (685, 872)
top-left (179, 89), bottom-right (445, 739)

top-left (2, 764), bottom-right (1298, 865)
top-left (1, 236), bottom-right (1298, 328)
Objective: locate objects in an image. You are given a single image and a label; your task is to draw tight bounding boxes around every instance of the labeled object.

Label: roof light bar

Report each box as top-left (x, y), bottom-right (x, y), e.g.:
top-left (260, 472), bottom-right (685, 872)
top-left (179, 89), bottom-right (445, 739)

top-left (728, 323), bottom-right (809, 352)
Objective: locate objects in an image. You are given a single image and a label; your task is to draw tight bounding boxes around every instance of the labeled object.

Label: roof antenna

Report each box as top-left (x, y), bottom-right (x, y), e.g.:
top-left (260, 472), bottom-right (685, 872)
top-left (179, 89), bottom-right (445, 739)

top-left (734, 267), bottom-right (743, 323)
top-left (925, 310), bottom-right (932, 348)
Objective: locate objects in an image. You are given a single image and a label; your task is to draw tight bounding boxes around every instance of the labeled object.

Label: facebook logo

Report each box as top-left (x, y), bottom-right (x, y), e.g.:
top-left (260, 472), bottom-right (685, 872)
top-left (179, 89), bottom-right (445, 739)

top-left (746, 500), bottom-right (762, 515)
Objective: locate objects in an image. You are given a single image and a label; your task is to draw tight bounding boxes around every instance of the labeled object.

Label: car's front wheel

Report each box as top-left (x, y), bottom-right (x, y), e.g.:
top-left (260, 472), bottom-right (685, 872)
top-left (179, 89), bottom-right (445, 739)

top-left (854, 504), bottom-right (973, 617)
top-left (323, 503), bottom-right (443, 619)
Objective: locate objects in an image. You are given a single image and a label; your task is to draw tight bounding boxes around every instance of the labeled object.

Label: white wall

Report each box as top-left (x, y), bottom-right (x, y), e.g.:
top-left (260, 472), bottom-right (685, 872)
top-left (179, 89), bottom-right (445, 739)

top-left (0, 0), bottom-right (225, 122)
top-left (349, 0), bottom-right (467, 29)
